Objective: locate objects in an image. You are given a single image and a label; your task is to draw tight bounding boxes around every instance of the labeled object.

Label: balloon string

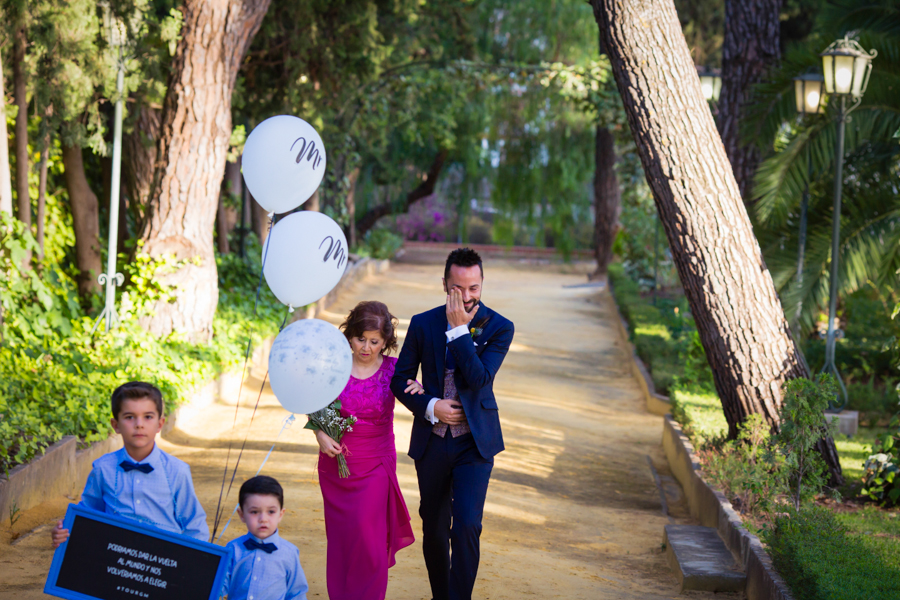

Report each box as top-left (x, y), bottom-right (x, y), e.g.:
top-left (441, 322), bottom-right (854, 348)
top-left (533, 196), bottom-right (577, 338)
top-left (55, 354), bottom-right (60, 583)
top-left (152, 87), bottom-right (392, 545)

top-left (220, 368), bottom-right (270, 532)
top-left (254, 216), bottom-right (275, 314)
top-left (211, 213), bottom-right (276, 542)
top-left (215, 414), bottom-right (296, 542)
top-left (215, 307), bottom-right (287, 538)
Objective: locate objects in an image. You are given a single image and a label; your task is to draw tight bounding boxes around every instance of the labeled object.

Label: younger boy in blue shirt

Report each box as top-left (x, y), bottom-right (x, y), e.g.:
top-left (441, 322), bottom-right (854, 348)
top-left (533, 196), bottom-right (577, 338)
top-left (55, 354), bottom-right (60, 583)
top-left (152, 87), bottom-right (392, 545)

top-left (51, 381), bottom-right (209, 546)
top-left (221, 476), bottom-right (308, 600)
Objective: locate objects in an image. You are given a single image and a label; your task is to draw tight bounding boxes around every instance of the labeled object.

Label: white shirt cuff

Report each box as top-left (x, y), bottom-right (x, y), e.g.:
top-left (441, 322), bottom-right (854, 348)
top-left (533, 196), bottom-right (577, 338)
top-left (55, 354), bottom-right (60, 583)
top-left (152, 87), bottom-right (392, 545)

top-left (445, 324), bottom-right (470, 343)
top-left (425, 398), bottom-right (440, 424)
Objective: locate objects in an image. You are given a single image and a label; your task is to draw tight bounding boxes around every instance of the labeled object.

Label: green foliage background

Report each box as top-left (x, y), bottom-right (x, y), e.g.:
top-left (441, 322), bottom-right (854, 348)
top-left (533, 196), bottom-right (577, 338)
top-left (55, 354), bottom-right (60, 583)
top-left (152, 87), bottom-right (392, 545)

top-left (0, 208), bottom-right (285, 474)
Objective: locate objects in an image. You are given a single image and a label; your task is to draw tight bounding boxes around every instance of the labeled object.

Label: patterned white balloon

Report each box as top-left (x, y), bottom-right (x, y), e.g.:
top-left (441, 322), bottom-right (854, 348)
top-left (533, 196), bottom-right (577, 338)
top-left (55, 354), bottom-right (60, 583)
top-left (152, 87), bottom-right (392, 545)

top-left (268, 319), bottom-right (352, 414)
top-left (262, 211), bottom-right (348, 308)
top-left (242, 115), bottom-right (326, 214)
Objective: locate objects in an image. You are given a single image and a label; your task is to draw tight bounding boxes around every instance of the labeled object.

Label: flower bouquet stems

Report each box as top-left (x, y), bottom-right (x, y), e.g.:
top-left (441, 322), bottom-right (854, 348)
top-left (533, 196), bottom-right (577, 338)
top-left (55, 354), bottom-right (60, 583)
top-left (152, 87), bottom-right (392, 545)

top-left (305, 400), bottom-right (356, 478)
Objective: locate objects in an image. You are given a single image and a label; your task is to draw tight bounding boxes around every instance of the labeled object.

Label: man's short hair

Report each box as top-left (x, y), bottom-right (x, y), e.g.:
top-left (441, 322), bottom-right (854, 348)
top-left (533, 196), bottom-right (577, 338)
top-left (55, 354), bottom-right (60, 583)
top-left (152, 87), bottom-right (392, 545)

top-left (111, 381), bottom-right (164, 419)
top-left (444, 247), bottom-right (483, 280)
top-left (239, 475), bottom-right (284, 509)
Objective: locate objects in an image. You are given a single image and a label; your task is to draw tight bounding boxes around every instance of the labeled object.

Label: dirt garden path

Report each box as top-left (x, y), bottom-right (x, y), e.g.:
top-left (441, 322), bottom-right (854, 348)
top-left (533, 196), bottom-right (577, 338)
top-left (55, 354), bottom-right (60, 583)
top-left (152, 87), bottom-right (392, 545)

top-left (0, 258), bottom-right (734, 599)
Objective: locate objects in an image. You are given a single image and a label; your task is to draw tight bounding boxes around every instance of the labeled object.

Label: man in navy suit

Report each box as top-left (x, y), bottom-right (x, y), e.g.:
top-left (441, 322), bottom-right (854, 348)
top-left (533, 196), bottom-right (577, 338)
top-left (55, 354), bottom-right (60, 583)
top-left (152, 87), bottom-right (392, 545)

top-left (391, 248), bottom-right (515, 600)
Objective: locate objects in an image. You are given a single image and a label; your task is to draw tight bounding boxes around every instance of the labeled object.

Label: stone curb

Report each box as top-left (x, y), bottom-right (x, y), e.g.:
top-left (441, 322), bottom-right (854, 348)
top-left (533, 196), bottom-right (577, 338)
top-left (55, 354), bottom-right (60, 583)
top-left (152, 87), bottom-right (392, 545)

top-left (662, 415), bottom-right (795, 600)
top-left (606, 281), bottom-right (671, 416)
top-left (0, 257), bottom-right (390, 520)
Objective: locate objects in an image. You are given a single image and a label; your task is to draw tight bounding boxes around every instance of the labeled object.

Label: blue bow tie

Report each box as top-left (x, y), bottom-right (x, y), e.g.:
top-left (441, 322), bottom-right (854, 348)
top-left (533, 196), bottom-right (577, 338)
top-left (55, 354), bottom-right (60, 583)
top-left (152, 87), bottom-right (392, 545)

top-left (120, 461), bottom-right (154, 474)
top-left (244, 538), bottom-right (278, 554)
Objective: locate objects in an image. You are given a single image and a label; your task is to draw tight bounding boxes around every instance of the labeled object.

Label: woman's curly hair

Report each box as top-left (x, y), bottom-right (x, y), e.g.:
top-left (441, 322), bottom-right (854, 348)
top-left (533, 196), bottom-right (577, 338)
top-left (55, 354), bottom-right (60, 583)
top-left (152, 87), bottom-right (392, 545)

top-left (339, 301), bottom-right (399, 355)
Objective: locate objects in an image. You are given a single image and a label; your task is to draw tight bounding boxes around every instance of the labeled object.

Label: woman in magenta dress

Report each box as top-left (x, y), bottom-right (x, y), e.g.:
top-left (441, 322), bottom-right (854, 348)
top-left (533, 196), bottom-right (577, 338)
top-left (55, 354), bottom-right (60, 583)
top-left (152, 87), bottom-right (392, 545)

top-left (313, 301), bottom-right (418, 600)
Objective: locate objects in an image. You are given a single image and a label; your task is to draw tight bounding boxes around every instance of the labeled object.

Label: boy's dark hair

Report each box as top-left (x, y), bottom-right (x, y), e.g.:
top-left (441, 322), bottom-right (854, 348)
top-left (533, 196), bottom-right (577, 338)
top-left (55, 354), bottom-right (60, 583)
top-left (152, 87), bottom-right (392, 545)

top-left (444, 247), bottom-right (483, 280)
top-left (239, 475), bottom-right (284, 509)
top-left (111, 381), bottom-right (164, 419)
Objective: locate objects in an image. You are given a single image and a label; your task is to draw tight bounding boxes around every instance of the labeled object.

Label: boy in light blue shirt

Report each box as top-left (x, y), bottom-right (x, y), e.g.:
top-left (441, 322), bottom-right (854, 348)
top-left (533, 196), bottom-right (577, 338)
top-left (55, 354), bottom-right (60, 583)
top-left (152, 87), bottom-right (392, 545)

top-left (221, 476), bottom-right (308, 600)
top-left (51, 381), bottom-right (209, 546)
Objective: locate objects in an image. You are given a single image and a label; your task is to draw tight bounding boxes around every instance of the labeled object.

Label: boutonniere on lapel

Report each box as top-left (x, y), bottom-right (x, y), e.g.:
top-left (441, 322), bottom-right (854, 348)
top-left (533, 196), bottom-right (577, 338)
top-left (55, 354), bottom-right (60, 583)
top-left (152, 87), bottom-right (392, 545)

top-left (470, 317), bottom-right (490, 340)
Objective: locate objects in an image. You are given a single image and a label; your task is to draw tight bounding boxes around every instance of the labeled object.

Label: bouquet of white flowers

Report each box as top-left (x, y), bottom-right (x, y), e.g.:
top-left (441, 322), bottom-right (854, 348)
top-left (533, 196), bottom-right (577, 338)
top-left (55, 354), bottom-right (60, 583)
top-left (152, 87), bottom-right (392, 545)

top-left (305, 400), bottom-right (357, 478)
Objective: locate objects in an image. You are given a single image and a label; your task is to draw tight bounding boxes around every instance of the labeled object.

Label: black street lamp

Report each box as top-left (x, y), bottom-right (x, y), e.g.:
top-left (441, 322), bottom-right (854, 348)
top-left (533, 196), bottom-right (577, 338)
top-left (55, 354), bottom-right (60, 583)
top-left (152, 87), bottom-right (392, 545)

top-left (819, 36), bottom-right (877, 409)
top-left (697, 66), bottom-right (722, 103)
top-left (791, 73), bottom-right (824, 330)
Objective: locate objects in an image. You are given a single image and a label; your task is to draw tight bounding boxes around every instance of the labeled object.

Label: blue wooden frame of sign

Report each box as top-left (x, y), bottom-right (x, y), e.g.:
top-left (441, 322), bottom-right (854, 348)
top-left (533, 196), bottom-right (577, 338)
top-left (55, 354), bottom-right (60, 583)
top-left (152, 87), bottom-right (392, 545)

top-left (45, 504), bottom-right (228, 600)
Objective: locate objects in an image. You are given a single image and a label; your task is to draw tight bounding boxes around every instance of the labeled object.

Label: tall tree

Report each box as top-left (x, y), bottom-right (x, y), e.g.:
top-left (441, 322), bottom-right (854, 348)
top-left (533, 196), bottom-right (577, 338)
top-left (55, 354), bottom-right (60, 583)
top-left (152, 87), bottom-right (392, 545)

top-left (591, 125), bottom-right (620, 277)
top-left (36, 127), bottom-right (48, 259)
top-left (355, 150), bottom-right (448, 238)
top-left (139, 0), bottom-right (271, 339)
top-left (12, 15), bottom-right (31, 263)
top-left (717, 0), bottom-right (781, 202)
top-left (0, 45), bottom-right (12, 215)
top-left (588, 0), bottom-right (842, 482)
top-left (122, 105), bottom-right (161, 223)
top-left (62, 142), bottom-right (101, 296)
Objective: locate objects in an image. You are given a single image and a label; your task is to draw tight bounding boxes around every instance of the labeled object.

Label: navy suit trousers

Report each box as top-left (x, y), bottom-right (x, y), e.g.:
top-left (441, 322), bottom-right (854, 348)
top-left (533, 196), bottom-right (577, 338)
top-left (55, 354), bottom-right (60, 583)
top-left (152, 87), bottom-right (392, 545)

top-left (415, 432), bottom-right (493, 600)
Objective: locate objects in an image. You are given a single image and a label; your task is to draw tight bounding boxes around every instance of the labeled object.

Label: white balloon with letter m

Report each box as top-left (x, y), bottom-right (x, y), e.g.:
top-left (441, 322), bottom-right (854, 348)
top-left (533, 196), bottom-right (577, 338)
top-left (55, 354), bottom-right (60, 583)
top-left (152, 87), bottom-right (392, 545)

top-left (242, 115), bottom-right (326, 214)
top-left (268, 319), bottom-right (352, 415)
top-left (262, 211), bottom-right (348, 308)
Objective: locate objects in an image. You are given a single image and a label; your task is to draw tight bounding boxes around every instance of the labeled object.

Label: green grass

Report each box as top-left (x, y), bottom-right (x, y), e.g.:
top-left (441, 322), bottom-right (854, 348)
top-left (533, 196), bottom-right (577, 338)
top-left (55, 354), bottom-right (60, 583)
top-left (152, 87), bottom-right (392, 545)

top-left (836, 506), bottom-right (900, 571)
top-left (671, 387), bottom-right (728, 444)
top-left (835, 427), bottom-right (888, 483)
top-left (767, 507), bottom-right (900, 599)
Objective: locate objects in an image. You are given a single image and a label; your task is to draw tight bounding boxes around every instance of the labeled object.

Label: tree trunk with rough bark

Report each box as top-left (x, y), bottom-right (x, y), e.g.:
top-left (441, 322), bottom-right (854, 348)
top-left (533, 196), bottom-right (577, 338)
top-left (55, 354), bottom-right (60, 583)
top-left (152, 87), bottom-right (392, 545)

top-left (589, 0), bottom-right (842, 483)
top-left (216, 193), bottom-right (230, 255)
top-left (346, 168), bottom-right (360, 249)
top-left (139, 0), bottom-right (272, 340)
top-left (37, 142), bottom-right (48, 260)
top-left (355, 150), bottom-right (447, 239)
top-left (251, 192), bottom-right (269, 244)
top-left (62, 143), bottom-right (102, 297)
top-left (0, 46), bottom-right (13, 216)
top-left (591, 126), bottom-right (621, 279)
top-left (216, 158), bottom-right (240, 252)
top-left (717, 0), bottom-right (781, 202)
top-left (216, 161), bottom-right (239, 255)
top-left (122, 104), bottom-right (160, 225)
top-left (304, 189), bottom-right (320, 212)
top-left (13, 21), bottom-right (31, 265)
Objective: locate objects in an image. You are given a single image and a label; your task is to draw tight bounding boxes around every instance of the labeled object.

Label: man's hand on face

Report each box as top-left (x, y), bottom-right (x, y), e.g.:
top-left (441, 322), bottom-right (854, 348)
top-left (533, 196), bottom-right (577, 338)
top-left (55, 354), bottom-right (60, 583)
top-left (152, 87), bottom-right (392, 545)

top-left (446, 288), bottom-right (475, 329)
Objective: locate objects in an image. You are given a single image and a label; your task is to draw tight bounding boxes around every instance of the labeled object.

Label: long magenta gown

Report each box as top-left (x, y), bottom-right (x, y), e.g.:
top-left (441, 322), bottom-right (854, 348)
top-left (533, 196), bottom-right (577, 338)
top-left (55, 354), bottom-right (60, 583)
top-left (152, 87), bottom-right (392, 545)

top-left (317, 355), bottom-right (415, 600)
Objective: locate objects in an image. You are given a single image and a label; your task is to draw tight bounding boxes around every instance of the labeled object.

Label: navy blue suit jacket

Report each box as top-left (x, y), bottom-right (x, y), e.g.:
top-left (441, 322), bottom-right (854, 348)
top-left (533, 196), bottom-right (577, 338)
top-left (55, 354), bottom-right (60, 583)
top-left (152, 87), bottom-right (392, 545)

top-left (390, 303), bottom-right (514, 460)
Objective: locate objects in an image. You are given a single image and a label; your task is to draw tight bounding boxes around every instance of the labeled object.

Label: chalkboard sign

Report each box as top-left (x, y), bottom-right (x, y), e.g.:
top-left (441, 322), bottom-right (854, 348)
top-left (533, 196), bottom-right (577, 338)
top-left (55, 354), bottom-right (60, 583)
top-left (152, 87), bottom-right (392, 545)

top-left (45, 504), bottom-right (227, 600)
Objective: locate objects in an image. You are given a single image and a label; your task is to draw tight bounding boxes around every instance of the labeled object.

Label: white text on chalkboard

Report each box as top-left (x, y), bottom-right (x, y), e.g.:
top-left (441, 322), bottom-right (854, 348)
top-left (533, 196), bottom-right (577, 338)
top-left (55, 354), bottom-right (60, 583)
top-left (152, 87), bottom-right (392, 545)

top-left (107, 543), bottom-right (178, 568)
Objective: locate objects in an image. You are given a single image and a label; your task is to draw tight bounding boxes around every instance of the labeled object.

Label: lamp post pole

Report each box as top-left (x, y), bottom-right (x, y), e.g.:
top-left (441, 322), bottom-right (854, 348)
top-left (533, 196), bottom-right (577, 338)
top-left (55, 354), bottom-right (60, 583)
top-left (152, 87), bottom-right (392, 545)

top-left (790, 72), bottom-right (824, 372)
top-left (822, 95), bottom-right (848, 406)
top-left (818, 36), bottom-right (877, 409)
top-left (794, 146), bottom-right (810, 326)
top-left (91, 16), bottom-right (126, 334)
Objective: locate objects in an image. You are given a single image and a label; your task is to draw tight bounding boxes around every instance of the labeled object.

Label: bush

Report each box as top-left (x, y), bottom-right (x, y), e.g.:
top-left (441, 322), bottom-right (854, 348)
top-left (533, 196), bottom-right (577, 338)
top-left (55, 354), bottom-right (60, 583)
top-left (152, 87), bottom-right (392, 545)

top-left (357, 229), bottom-right (404, 259)
top-left (862, 414), bottom-right (900, 506)
top-left (608, 263), bottom-right (711, 396)
top-left (701, 414), bottom-right (786, 517)
top-left (848, 377), bottom-right (899, 427)
top-left (777, 375), bottom-right (840, 511)
top-left (0, 233), bottom-right (284, 475)
top-left (765, 507), bottom-right (900, 600)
